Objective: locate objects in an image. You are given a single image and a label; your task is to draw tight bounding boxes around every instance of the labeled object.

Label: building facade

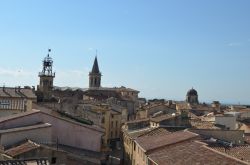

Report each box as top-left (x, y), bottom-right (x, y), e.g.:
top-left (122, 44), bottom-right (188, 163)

top-left (0, 86), bottom-right (37, 117)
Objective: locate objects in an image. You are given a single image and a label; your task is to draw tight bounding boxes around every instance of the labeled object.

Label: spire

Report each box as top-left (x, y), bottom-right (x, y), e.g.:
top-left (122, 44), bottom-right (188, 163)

top-left (91, 56), bottom-right (100, 74)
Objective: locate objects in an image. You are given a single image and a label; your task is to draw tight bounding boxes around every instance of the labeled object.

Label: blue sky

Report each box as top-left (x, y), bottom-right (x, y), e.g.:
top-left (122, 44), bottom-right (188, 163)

top-left (0, 0), bottom-right (249, 104)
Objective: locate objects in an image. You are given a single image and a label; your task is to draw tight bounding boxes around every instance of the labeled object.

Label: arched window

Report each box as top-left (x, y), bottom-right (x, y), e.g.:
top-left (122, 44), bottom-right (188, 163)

top-left (94, 78), bottom-right (97, 86)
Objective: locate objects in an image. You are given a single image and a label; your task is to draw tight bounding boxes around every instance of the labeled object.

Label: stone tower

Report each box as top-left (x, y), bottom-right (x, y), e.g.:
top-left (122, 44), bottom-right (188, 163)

top-left (38, 49), bottom-right (55, 100)
top-left (89, 56), bottom-right (101, 88)
top-left (186, 88), bottom-right (199, 104)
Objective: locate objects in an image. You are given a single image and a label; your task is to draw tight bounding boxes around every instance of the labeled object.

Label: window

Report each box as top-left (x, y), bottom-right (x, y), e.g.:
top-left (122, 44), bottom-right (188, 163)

top-left (111, 131), bottom-right (113, 138)
top-left (111, 121), bottom-right (113, 128)
top-left (116, 121), bottom-right (118, 127)
top-left (51, 157), bottom-right (57, 164)
top-left (94, 78), bottom-right (97, 85)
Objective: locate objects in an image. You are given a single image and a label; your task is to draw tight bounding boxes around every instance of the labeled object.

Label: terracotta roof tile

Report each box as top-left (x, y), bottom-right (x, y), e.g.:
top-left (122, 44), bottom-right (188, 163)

top-left (208, 144), bottom-right (250, 163)
top-left (139, 127), bottom-right (172, 137)
top-left (135, 130), bottom-right (198, 152)
top-left (150, 114), bottom-right (177, 123)
top-left (0, 87), bottom-right (36, 99)
top-left (148, 141), bottom-right (247, 165)
top-left (126, 127), bottom-right (155, 139)
top-left (5, 140), bottom-right (40, 157)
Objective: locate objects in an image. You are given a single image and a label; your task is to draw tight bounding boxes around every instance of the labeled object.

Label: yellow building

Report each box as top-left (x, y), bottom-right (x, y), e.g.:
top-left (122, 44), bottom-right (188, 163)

top-left (0, 86), bottom-right (37, 117)
top-left (79, 103), bottom-right (127, 148)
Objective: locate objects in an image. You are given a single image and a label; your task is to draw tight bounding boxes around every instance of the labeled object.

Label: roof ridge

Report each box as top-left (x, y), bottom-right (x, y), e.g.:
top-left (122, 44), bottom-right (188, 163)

top-left (137, 127), bottom-right (160, 138)
top-left (2, 88), bottom-right (12, 97)
top-left (203, 144), bottom-right (249, 165)
top-left (136, 130), bottom-right (198, 153)
top-left (146, 135), bottom-right (197, 154)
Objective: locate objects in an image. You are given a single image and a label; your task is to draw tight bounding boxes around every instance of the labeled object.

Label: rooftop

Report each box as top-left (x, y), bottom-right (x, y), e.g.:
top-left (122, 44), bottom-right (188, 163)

top-left (0, 108), bottom-right (104, 133)
top-left (138, 127), bottom-right (173, 137)
top-left (86, 86), bottom-right (139, 93)
top-left (190, 118), bottom-right (220, 129)
top-left (124, 127), bottom-right (154, 139)
top-left (150, 114), bottom-right (177, 123)
top-left (91, 56), bottom-right (100, 74)
top-left (135, 130), bottom-right (198, 152)
top-left (0, 87), bottom-right (36, 99)
top-left (53, 86), bottom-right (88, 92)
top-left (0, 123), bottom-right (51, 134)
top-left (148, 140), bottom-right (247, 165)
top-left (4, 140), bottom-right (40, 157)
top-left (207, 143), bottom-right (250, 163)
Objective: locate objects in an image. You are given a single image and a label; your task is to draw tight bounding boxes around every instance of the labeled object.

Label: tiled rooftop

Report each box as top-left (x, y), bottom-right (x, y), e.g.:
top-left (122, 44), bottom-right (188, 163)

top-left (150, 114), bottom-right (177, 123)
top-left (5, 140), bottom-right (40, 157)
top-left (190, 118), bottom-right (220, 129)
top-left (208, 144), bottom-right (250, 163)
top-left (0, 87), bottom-right (36, 99)
top-left (139, 127), bottom-right (172, 137)
top-left (125, 118), bottom-right (150, 124)
top-left (148, 141), bottom-right (247, 165)
top-left (126, 127), bottom-right (155, 139)
top-left (135, 130), bottom-right (198, 152)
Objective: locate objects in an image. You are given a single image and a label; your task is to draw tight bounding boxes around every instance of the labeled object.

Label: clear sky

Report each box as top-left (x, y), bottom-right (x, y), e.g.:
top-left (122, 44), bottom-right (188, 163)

top-left (0, 0), bottom-right (249, 104)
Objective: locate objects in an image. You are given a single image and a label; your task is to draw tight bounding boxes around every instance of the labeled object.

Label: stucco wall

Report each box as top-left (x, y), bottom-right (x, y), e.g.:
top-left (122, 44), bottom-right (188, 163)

top-left (215, 116), bottom-right (238, 130)
top-left (134, 143), bottom-right (147, 165)
top-left (0, 126), bottom-right (52, 147)
top-left (0, 111), bottom-right (104, 152)
top-left (40, 113), bottom-right (103, 151)
top-left (241, 111), bottom-right (250, 119)
top-left (0, 112), bottom-right (43, 129)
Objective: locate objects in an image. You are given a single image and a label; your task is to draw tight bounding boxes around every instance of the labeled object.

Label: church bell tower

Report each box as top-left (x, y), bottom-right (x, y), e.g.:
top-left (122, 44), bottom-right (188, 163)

top-left (38, 49), bottom-right (55, 100)
top-left (89, 56), bottom-right (101, 88)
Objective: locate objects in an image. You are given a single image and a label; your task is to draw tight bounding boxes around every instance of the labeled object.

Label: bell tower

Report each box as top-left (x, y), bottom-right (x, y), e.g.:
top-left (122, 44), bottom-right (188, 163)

top-left (38, 49), bottom-right (55, 100)
top-left (89, 56), bottom-right (101, 88)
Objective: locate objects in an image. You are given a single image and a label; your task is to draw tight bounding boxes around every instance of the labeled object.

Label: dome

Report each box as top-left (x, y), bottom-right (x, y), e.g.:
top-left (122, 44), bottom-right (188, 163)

top-left (187, 88), bottom-right (198, 96)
